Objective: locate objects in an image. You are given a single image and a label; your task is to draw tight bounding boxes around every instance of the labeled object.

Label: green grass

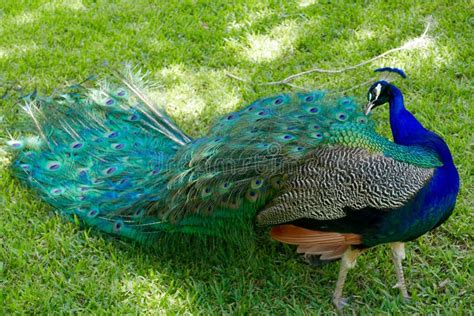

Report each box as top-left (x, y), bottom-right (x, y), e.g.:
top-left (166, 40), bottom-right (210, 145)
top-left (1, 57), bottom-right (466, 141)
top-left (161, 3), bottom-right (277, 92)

top-left (1, 0), bottom-right (473, 313)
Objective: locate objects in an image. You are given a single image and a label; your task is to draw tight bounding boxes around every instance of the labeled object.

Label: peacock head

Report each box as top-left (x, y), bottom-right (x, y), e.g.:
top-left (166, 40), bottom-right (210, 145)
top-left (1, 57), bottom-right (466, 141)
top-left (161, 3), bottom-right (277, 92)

top-left (365, 80), bottom-right (391, 115)
top-left (365, 67), bottom-right (406, 115)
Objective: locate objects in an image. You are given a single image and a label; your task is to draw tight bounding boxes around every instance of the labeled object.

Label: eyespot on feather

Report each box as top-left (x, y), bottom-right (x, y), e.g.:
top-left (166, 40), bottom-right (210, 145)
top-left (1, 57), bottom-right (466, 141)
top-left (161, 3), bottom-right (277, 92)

top-left (112, 143), bottom-right (125, 150)
top-left (279, 134), bottom-right (295, 142)
top-left (219, 181), bottom-right (232, 193)
top-left (113, 220), bottom-right (124, 232)
top-left (201, 187), bottom-right (213, 199)
top-left (104, 98), bottom-right (115, 106)
top-left (308, 123), bottom-right (322, 130)
top-left (7, 140), bottom-right (24, 150)
top-left (106, 131), bottom-right (119, 138)
top-left (50, 187), bottom-right (65, 195)
top-left (335, 111), bottom-right (349, 122)
top-left (270, 176), bottom-right (284, 189)
top-left (356, 116), bottom-right (368, 124)
top-left (133, 209), bottom-right (144, 218)
top-left (87, 209), bottom-right (99, 218)
top-left (246, 190), bottom-right (259, 202)
top-left (301, 104), bottom-right (322, 114)
top-left (312, 132), bottom-right (324, 139)
top-left (115, 89), bottom-right (128, 98)
top-left (70, 141), bottom-right (84, 151)
top-left (46, 161), bottom-right (62, 171)
top-left (251, 178), bottom-right (264, 189)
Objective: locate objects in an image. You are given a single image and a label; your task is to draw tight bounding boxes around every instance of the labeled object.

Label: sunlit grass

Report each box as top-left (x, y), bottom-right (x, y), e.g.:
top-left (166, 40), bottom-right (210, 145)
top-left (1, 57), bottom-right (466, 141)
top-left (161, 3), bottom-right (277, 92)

top-left (0, 0), bottom-right (472, 314)
top-left (232, 20), bottom-right (302, 62)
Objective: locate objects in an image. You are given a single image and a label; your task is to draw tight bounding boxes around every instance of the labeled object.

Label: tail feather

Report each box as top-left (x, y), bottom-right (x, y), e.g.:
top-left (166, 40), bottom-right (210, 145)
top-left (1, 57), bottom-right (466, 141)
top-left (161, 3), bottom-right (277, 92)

top-left (6, 71), bottom-right (191, 243)
top-left (115, 68), bottom-right (191, 145)
top-left (271, 224), bottom-right (362, 260)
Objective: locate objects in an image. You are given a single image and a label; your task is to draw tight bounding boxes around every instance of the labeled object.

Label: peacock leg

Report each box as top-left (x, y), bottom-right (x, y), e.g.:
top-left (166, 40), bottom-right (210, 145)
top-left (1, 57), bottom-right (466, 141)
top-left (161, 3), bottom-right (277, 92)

top-left (390, 242), bottom-right (410, 300)
top-left (332, 247), bottom-right (362, 309)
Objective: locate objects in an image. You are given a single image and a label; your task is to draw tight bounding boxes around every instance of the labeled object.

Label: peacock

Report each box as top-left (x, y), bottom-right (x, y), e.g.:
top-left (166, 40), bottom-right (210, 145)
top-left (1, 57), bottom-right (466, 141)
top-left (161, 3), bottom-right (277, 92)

top-left (5, 67), bottom-right (459, 309)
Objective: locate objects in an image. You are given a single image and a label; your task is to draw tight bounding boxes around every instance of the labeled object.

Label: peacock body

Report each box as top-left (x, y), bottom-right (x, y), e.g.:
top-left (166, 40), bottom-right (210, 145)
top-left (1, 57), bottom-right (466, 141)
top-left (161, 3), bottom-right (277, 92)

top-left (6, 69), bottom-right (459, 308)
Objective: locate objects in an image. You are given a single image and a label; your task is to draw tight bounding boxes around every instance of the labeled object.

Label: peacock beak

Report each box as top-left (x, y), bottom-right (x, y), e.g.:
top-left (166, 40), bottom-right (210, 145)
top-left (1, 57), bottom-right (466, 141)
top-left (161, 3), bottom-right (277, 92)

top-left (364, 101), bottom-right (375, 115)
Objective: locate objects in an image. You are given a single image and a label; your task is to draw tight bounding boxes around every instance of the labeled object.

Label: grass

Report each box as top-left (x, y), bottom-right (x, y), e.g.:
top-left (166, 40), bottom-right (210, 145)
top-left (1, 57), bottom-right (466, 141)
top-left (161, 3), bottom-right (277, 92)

top-left (0, 0), bottom-right (473, 314)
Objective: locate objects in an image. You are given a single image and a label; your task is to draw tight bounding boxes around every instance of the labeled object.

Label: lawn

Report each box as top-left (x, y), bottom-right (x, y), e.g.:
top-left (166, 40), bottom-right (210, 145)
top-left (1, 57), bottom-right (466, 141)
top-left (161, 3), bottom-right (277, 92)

top-left (0, 0), bottom-right (472, 314)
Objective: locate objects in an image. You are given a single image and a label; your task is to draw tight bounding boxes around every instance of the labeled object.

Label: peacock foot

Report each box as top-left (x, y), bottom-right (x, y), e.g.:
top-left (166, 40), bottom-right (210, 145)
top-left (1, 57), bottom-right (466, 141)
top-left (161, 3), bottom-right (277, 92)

top-left (392, 282), bottom-right (410, 301)
top-left (333, 296), bottom-right (349, 310)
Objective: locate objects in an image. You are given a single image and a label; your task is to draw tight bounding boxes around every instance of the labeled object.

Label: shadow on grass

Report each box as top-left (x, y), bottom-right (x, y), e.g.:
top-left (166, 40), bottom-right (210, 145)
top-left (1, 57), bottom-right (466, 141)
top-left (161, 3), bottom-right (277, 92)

top-left (76, 224), bottom-right (340, 313)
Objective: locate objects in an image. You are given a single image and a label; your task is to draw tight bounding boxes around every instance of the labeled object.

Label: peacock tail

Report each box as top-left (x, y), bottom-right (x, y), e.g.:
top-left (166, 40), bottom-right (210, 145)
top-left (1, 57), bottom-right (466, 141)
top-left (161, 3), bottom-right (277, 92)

top-left (5, 70), bottom-right (443, 246)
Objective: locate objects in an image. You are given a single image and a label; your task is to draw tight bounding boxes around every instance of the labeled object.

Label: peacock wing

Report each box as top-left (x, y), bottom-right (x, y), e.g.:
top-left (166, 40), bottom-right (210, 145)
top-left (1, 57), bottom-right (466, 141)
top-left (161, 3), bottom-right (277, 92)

top-left (257, 128), bottom-right (442, 225)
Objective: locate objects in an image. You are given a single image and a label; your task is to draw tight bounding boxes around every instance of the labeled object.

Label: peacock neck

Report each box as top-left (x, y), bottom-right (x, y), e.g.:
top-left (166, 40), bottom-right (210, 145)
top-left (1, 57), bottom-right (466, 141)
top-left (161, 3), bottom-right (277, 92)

top-left (388, 85), bottom-right (426, 144)
top-left (387, 85), bottom-right (455, 167)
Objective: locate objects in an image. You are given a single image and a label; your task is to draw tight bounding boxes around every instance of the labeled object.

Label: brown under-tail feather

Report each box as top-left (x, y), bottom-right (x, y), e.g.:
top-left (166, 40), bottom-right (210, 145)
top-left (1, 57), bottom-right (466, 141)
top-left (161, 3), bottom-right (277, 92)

top-left (271, 224), bottom-right (362, 260)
